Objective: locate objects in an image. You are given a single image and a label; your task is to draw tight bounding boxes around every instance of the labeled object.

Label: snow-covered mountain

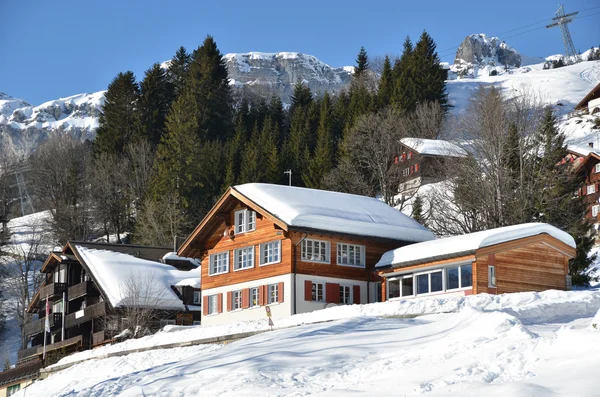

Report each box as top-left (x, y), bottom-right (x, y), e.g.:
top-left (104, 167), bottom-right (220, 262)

top-left (225, 52), bottom-right (352, 102)
top-left (454, 33), bottom-right (522, 69)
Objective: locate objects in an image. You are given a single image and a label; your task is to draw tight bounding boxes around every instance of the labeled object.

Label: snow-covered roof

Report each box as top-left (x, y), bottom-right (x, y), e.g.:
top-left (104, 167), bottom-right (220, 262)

top-left (400, 138), bottom-right (467, 158)
top-left (74, 246), bottom-right (199, 310)
top-left (376, 223), bottom-right (575, 268)
top-left (162, 252), bottom-right (200, 268)
top-left (234, 184), bottom-right (435, 243)
top-left (566, 145), bottom-right (600, 157)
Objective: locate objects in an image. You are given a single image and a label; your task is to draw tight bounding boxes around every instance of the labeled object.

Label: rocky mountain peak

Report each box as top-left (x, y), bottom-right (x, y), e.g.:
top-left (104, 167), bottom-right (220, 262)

top-left (454, 34), bottom-right (522, 68)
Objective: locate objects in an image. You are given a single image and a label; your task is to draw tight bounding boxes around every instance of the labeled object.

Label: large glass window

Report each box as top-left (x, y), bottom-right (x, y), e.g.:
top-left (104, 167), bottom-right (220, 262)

top-left (461, 264), bottom-right (473, 288)
top-left (234, 246), bottom-right (254, 270)
top-left (337, 243), bottom-right (365, 267)
top-left (401, 276), bottom-right (414, 296)
top-left (312, 282), bottom-right (325, 302)
top-left (447, 267), bottom-right (460, 290)
top-left (268, 284), bottom-right (279, 304)
top-left (388, 278), bottom-right (400, 299)
top-left (260, 240), bottom-right (281, 265)
top-left (193, 291), bottom-right (201, 304)
top-left (417, 274), bottom-right (429, 295)
top-left (209, 252), bottom-right (229, 275)
top-left (430, 271), bottom-right (443, 292)
top-left (235, 209), bottom-right (256, 234)
top-left (301, 239), bottom-right (330, 263)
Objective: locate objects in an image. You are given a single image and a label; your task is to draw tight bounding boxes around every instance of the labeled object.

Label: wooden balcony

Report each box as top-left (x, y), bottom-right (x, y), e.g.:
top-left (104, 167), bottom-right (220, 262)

top-left (39, 282), bottom-right (67, 300)
top-left (24, 313), bottom-right (62, 336)
top-left (92, 330), bottom-right (106, 346)
top-left (68, 281), bottom-right (97, 301)
top-left (65, 301), bottom-right (106, 328)
top-left (17, 335), bottom-right (83, 362)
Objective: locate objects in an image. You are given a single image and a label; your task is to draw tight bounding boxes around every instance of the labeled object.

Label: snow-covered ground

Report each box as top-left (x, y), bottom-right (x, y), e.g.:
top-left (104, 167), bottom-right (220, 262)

top-left (15, 288), bottom-right (600, 396)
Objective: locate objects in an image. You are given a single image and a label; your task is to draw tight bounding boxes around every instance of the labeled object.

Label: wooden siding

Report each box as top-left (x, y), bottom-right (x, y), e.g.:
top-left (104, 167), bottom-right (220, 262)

top-left (475, 240), bottom-right (568, 294)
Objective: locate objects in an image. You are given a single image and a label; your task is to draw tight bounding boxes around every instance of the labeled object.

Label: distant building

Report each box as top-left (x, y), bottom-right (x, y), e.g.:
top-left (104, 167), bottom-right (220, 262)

top-left (396, 138), bottom-right (467, 189)
top-left (376, 223), bottom-right (576, 301)
top-left (18, 242), bottom-right (200, 365)
top-left (566, 144), bottom-right (600, 232)
top-left (574, 82), bottom-right (600, 114)
top-left (177, 183), bottom-right (435, 326)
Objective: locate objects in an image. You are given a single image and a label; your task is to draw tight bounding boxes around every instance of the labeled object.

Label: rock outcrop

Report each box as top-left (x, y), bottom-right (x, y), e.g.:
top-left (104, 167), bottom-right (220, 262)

top-left (454, 34), bottom-right (522, 68)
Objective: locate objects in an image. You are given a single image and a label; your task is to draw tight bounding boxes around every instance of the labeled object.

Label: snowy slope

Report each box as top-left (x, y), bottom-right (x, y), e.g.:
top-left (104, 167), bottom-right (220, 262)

top-left (17, 288), bottom-right (600, 396)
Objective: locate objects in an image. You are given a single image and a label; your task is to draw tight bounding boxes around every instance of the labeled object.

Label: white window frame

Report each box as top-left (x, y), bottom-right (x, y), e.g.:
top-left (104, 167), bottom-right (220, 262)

top-left (595, 164), bottom-right (600, 173)
top-left (311, 282), bottom-right (325, 302)
top-left (234, 246), bottom-right (255, 271)
top-left (260, 240), bottom-right (281, 266)
top-left (593, 205), bottom-right (600, 217)
top-left (336, 243), bottom-right (366, 268)
top-left (339, 285), bottom-right (353, 305)
top-left (588, 184), bottom-right (596, 195)
top-left (209, 251), bottom-right (229, 275)
top-left (445, 263), bottom-right (473, 290)
top-left (488, 265), bottom-right (497, 287)
top-left (415, 269), bottom-right (444, 296)
top-left (249, 287), bottom-right (260, 308)
top-left (232, 290), bottom-right (242, 310)
top-left (234, 209), bottom-right (256, 234)
top-left (268, 283), bottom-right (279, 304)
top-left (193, 291), bottom-right (201, 304)
top-left (301, 239), bottom-right (330, 264)
top-left (208, 294), bottom-right (219, 315)
top-left (52, 299), bottom-right (64, 314)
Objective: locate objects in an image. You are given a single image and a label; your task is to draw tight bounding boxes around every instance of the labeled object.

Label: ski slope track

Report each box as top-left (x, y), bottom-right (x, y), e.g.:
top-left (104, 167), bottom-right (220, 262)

top-left (15, 288), bottom-right (600, 397)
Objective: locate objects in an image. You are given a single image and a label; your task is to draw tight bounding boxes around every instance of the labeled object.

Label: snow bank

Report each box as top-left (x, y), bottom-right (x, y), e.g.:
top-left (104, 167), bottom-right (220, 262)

top-left (376, 222), bottom-right (575, 268)
top-left (591, 308), bottom-right (600, 331)
top-left (234, 183), bottom-right (435, 242)
top-left (75, 246), bottom-right (198, 310)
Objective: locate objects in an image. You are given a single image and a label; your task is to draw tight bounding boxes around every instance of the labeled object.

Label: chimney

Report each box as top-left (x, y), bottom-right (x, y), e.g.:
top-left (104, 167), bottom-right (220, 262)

top-left (589, 142), bottom-right (594, 148)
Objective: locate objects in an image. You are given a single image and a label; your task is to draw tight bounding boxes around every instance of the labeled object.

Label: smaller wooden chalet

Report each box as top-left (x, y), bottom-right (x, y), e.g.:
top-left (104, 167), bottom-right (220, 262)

top-left (396, 138), bottom-right (467, 187)
top-left (567, 144), bottom-right (600, 232)
top-left (0, 361), bottom-right (40, 397)
top-left (574, 81), bottom-right (600, 114)
top-left (177, 183), bottom-right (435, 326)
top-left (18, 242), bottom-right (200, 365)
top-left (376, 223), bottom-right (576, 300)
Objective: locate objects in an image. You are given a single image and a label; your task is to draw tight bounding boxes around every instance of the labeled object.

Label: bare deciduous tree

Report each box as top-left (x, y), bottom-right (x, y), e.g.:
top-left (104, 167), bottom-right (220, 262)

top-left (133, 191), bottom-right (189, 247)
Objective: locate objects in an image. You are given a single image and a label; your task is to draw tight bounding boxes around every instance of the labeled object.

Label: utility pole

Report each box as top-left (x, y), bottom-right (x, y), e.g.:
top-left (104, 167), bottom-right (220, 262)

top-left (546, 4), bottom-right (581, 65)
top-left (284, 170), bottom-right (292, 186)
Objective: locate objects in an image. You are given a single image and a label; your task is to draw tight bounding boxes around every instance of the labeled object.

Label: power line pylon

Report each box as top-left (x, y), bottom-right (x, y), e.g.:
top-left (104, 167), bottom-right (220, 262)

top-left (546, 4), bottom-right (581, 65)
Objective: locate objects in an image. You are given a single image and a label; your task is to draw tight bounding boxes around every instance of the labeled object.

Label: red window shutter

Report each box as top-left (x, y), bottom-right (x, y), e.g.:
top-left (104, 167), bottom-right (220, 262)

top-left (202, 296), bottom-right (208, 316)
top-left (242, 289), bottom-right (250, 309)
top-left (259, 285), bottom-right (266, 306)
top-left (325, 283), bottom-right (340, 304)
top-left (353, 285), bottom-right (360, 305)
top-left (217, 293), bottom-right (223, 313)
top-left (304, 280), bottom-right (313, 301)
top-left (227, 291), bottom-right (233, 312)
top-left (583, 185), bottom-right (587, 195)
top-left (394, 156), bottom-right (399, 164)
top-left (415, 163), bottom-right (419, 172)
top-left (278, 282), bottom-right (284, 303)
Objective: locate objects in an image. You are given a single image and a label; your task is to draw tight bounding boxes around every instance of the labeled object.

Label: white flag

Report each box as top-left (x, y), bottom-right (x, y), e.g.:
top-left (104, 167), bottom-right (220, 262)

top-left (44, 297), bottom-right (50, 333)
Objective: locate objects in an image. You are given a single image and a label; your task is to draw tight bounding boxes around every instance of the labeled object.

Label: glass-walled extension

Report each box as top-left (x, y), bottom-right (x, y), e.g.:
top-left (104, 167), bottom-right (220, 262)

top-left (386, 263), bottom-right (473, 300)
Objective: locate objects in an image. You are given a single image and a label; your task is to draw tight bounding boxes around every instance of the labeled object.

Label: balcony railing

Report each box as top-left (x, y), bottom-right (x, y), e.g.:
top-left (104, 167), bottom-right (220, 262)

top-left (23, 313), bottom-right (62, 337)
top-left (39, 282), bottom-right (67, 300)
top-left (65, 301), bottom-right (106, 328)
top-left (68, 281), bottom-right (97, 301)
top-left (17, 335), bottom-right (83, 362)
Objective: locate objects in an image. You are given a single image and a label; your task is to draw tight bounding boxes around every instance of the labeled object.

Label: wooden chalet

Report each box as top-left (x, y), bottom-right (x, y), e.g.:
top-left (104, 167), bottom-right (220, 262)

top-left (177, 183), bottom-right (435, 326)
top-left (18, 242), bottom-right (200, 365)
top-left (376, 223), bottom-right (576, 301)
top-left (567, 144), bottom-right (600, 232)
top-left (396, 137), bottom-right (467, 188)
top-left (574, 81), bottom-right (600, 114)
top-left (0, 360), bottom-right (40, 397)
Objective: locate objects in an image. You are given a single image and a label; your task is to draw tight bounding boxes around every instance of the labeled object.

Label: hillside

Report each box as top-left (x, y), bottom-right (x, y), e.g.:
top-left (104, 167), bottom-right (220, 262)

top-left (15, 288), bottom-right (600, 396)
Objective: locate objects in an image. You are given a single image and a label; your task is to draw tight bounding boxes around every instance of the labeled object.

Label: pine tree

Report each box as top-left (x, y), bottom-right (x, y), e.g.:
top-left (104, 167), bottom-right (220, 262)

top-left (411, 31), bottom-right (448, 109)
top-left (95, 71), bottom-right (140, 156)
top-left (168, 46), bottom-right (191, 98)
top-left (411, 195), bottom-right (426, 226)
top-left (151, 91), bottom-right (202, 213)
top-left (187, 36), bottom-right (233, 141)
top-left (239, 122), bottom-right (262, 183)
top-left (289, 81), bottom-right (313, 119)
top-left (222, 118), bottom-right (246, 189)
top-left (138, 63), bottom-right (174, 146)
top-left (304, 93), bottom-right (333, 189)
top-left (377, 56), bottom-right (394, 109)
top-left (534, 107), bottom-right (595, 283)
top-left (391, 36), bottom-right (415, 111)
top-left (354, 46), bottom-right (369, 78)
top-left (259, 118), bottom-right (281, 183)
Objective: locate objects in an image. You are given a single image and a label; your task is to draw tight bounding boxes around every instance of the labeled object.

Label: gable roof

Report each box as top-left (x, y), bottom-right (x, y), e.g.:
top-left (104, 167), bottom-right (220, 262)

top-left (376, 223), bottom-right (576, 269)
top-left (178, 184), bottom-right (435, 256)
top-left (566, 145), bottom-right (600, 158)
top-left (71, 244), bottom-right (199, 310)
top-left (575, 81), bottom-right (600, 111)
top-left (400, 138), bottom-right (467, 158)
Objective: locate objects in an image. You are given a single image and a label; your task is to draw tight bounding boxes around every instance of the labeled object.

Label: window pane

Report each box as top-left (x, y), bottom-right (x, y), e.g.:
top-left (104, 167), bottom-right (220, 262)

top-left (431, 271), bottom-right (443, 292)
top-left (447, 267), bottom-right (459, 290)
top-left (401, 276), bottom-right (413, 297)
top-left (461, 265), bottom-right (473, 288)
top-left (388, 280), bottom-right (400, 298)
top-left (417, 274), bottom-right (429, 295)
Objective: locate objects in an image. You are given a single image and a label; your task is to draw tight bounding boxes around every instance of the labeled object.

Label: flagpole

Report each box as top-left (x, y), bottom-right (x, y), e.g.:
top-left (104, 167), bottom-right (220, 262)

top-left (43, 296), bottom-right (49, 361)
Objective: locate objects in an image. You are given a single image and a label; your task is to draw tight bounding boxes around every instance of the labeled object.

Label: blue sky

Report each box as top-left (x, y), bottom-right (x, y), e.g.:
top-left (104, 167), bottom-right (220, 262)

top-left (1, 0), bottom-right (598, 104)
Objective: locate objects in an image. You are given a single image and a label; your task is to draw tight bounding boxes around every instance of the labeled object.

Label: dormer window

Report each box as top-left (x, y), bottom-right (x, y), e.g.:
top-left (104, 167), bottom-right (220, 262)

top-left (235, 209), bottom-right (256, 234)
top-left (595, 164), bottom-right (600, 173)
